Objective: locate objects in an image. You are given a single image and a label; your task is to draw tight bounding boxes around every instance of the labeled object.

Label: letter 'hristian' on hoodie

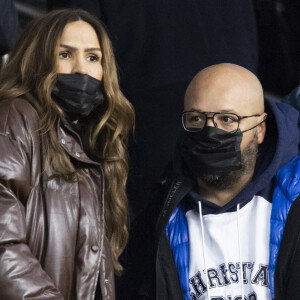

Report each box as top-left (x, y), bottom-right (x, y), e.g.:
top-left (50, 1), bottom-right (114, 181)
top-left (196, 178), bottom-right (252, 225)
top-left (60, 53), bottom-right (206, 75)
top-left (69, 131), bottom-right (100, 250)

top-left (119, 96), bottom-right (300, 300)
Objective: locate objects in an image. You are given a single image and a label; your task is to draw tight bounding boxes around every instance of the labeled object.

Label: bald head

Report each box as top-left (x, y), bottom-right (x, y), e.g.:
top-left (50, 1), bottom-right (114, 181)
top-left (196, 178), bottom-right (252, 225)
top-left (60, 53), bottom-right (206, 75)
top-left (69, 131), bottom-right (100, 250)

top-left (185, 63), bottom-right (264, 115)
top-left (184, 63), bottom-right (267, 149)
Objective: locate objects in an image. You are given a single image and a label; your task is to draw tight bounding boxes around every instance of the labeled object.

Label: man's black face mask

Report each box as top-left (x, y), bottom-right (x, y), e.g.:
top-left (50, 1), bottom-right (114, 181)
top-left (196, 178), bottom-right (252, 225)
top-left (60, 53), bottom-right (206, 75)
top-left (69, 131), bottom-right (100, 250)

top-left (180, 126), bottom-right (243, 176)
top-left (51, 73), bottom-right (104, 122)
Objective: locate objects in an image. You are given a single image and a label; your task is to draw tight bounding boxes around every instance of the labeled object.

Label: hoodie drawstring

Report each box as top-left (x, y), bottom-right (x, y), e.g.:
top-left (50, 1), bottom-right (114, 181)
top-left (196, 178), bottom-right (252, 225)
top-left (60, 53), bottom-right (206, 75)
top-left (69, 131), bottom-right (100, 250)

top-left (198, 201), bottom-right (211, 299)
top-left (237, 203), bottom-right (245, 300)
top-left (198, 202), bottom-right (245, 300)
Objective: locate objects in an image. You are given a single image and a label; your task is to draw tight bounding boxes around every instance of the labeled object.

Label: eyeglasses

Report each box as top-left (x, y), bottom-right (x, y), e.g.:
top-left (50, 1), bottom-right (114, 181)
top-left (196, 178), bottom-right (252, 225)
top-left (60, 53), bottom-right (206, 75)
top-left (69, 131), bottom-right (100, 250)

top-left (182, 111), bottom-right (262, 133)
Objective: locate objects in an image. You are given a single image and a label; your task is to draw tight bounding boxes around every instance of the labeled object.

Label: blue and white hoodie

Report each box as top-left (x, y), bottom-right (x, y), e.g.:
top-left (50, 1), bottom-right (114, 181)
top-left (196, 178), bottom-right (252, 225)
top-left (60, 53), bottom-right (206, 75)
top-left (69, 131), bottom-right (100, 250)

top-left (166, 98), bottom-right (299, 300)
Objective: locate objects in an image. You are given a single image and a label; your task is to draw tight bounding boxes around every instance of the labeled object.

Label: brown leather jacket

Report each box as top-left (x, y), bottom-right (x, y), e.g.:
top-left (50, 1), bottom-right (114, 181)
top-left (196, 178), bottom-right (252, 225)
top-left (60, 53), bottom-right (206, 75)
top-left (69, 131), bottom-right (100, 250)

top-left (0, 98), bottom-right (115, 300)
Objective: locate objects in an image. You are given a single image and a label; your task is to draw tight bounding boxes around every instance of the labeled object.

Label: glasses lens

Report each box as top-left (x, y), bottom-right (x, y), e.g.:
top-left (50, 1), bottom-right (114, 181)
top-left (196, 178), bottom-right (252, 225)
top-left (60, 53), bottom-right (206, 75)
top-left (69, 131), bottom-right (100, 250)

top-left (214, 113), bottom-right (239, 132)
top-left (183, 111), bottom-right (206, 131)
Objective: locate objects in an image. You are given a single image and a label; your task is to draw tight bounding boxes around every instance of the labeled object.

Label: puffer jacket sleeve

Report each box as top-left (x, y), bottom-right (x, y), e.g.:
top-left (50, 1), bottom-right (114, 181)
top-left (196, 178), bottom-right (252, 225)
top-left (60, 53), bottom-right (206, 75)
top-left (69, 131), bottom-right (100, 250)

top-left (0, 99), bottom-right (63, 299)
top-left (269, 155), bottom-right (300, 299)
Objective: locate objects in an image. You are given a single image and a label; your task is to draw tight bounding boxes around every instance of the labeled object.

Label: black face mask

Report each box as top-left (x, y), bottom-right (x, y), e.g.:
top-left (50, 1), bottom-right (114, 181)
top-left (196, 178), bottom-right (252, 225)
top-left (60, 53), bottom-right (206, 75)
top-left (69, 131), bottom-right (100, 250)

top-left (51, 73), bottom-right (104, 121)
top-left (180, 127), bottom-right (243, 175)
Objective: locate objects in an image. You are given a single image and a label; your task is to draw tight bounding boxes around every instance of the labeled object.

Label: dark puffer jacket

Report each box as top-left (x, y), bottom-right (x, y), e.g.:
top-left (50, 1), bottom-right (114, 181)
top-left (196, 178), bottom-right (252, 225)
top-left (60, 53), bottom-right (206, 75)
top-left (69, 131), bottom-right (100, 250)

top-left (0, 98), bottom-right (115, 300)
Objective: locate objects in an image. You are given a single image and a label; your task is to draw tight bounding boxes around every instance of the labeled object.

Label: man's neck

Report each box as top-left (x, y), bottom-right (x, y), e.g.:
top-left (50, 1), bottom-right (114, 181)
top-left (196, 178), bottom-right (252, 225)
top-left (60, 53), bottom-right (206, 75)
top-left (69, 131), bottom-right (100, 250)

top-left (196, 169), bottom-right (255, 207)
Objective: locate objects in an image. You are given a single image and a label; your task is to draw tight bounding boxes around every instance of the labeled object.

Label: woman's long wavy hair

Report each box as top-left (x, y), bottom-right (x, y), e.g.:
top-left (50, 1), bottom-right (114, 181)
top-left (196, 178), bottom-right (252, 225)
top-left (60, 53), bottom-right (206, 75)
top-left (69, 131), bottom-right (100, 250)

top-left (0, 9), bottom-right (135, 274)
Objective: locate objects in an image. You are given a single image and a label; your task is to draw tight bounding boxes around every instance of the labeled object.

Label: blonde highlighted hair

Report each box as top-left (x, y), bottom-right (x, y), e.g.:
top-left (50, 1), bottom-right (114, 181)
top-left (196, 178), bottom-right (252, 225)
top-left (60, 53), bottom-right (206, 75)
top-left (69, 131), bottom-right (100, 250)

top-left (0, 9), bottom-right (135, 274)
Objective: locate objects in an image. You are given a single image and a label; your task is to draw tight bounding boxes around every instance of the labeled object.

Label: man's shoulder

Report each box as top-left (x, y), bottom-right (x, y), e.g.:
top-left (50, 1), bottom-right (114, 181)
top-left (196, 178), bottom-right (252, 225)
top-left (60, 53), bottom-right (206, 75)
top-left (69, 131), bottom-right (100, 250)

top-left (277, 156), bottom-right (300, 184)
top-left (275, 156), bottom-right (300, 203)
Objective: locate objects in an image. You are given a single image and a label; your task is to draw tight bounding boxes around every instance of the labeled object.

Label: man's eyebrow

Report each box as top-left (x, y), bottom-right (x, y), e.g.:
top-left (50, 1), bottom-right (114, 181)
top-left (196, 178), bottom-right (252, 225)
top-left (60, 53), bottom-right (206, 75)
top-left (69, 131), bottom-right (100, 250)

top-left (187, 108), bottom-right (239, 114)
top-left (218, 109), bottom-right (239, 114)
top-left (59, 44), bottom-right (101, 52)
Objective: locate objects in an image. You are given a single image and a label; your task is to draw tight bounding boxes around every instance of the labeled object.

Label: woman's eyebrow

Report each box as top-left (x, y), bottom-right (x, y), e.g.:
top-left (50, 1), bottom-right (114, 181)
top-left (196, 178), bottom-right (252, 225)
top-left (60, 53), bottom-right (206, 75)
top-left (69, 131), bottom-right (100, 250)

top-left (84, 48), bottom-right (101, 52)
top-left (59, 44), bottom-right (101, 53)
top-left (59, 44), bottom-right (77, 51)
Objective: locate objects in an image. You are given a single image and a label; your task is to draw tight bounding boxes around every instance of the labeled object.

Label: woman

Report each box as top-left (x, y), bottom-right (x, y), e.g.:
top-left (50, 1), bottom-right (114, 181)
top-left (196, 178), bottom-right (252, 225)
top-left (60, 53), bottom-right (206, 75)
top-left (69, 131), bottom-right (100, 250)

top-left (0, 9), bottom-right (134, 300)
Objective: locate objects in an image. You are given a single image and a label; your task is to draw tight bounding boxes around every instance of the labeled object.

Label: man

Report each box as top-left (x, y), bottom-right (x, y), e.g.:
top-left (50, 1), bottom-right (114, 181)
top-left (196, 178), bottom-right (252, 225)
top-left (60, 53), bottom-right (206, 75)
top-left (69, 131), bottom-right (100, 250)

top-left (122, 63), bottom-right (300, 300)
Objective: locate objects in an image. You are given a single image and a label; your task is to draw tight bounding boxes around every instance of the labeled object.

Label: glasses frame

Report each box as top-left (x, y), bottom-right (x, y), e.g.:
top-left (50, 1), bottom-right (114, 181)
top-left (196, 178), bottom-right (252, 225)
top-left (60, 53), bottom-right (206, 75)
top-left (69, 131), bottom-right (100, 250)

top-left (182, 110), bottom-right (262, 133)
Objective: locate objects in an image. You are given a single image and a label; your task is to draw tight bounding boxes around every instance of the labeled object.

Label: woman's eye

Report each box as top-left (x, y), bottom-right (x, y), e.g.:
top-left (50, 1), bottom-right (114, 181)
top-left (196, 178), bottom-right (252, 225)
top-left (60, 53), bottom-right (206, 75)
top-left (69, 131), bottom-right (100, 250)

top-left (59, 52), bottom-right (70, 59)
top-left (88, 55), bottom-right (99, 62)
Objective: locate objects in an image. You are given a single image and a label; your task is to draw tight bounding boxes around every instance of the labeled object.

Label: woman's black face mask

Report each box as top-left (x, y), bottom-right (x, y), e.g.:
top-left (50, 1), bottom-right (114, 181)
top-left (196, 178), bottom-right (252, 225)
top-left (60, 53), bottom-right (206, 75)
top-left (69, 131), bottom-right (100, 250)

top-left (179, 126), bottom-right (243, 176)
top-left (51, 73), bottom-right (104, 122)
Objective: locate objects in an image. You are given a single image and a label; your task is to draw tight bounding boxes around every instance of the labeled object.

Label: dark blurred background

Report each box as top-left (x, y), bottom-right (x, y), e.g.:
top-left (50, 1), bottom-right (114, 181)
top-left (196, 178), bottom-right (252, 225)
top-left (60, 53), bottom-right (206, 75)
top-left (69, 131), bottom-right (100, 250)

top-left (1, 0), bottom-right (300, 220)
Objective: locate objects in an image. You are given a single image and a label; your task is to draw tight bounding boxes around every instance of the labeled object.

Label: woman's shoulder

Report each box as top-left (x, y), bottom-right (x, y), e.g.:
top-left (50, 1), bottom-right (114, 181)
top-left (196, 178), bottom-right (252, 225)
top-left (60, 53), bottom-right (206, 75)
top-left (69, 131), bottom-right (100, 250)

top-left (0, 97), bottom-right (40, 137)
top-left (0, 97), bottom-right (37, 114)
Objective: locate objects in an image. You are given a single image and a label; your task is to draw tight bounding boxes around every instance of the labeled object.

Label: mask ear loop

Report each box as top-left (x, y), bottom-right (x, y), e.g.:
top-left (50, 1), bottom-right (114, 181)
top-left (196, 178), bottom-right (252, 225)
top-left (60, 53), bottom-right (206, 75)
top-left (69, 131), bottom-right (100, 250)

top-left (240, 116), bottom-right (267, 134)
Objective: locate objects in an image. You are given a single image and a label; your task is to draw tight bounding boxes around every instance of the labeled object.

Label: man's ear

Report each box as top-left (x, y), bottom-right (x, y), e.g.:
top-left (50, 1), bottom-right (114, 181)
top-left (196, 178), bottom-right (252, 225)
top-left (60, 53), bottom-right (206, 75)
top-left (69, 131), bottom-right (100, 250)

top-left (257, 113), bottom-right (267, 144)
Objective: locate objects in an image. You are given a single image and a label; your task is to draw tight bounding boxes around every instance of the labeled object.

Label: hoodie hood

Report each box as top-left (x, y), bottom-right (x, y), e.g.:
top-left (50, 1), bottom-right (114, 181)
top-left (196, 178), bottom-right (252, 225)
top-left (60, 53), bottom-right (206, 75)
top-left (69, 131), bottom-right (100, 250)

top-left (174, 97), bottom-right (299, 214)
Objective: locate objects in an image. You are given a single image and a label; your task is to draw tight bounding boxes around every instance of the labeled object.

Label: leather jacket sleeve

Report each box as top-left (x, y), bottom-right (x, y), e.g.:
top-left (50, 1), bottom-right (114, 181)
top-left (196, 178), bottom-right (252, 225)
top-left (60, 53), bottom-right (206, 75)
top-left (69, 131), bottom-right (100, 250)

top-left (0, 99), bottom-right (63, 299)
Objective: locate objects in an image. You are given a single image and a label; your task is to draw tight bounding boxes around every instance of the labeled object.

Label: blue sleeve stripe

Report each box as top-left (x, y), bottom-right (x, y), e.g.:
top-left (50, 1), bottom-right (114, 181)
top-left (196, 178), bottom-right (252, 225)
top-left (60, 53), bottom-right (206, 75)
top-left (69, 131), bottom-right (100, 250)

top-left (166, 205), bottom-right (190, 300)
